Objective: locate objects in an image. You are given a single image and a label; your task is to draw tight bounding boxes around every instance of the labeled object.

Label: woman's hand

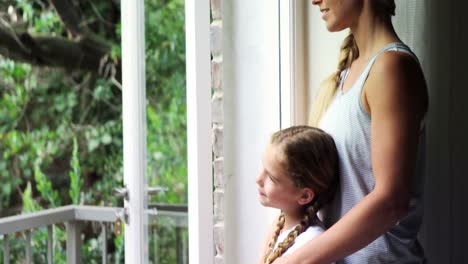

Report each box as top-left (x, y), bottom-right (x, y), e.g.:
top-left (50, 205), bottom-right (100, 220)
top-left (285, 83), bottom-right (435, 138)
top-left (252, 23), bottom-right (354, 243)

top-left (271, 255), bottom-right (297, 264)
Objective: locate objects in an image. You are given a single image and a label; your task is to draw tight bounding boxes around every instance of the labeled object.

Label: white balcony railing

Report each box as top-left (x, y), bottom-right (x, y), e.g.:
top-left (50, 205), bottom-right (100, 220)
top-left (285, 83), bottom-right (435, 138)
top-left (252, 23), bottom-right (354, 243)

top-left (0, 204), bottom-right (188, 264)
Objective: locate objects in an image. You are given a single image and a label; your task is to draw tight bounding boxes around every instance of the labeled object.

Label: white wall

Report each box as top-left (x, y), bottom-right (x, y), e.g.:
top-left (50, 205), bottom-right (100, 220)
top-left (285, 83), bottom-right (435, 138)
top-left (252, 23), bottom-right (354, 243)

top-left (304, 1), bottom-right (347, 108)
top-left (223, 1), bottom-right (281, 263)
top-left (223, 0), bottom-right (468, 262)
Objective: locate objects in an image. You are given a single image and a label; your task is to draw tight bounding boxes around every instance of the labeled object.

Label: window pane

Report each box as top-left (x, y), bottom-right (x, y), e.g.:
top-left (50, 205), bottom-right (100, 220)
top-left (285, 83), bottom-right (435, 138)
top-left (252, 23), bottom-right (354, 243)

top-left (145, 0), bottom-right (188, 263)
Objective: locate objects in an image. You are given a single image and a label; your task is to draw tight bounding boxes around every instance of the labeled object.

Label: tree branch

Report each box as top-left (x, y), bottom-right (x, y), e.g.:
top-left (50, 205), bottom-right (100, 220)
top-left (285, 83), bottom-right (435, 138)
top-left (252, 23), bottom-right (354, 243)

top-left (49, 0), bottom-right (88, 36)
top-left (0, 24), bottom-right (120, 81)
top-left (0, 4), bottom-right (120, 82)
top-left (0, 18), bottom-right (33, 61)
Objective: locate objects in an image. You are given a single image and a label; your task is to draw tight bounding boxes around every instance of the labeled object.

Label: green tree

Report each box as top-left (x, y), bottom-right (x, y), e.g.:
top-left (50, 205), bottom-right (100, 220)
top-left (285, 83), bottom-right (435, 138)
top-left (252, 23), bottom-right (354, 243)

top-left (0, 0), bottom-right (186, 262)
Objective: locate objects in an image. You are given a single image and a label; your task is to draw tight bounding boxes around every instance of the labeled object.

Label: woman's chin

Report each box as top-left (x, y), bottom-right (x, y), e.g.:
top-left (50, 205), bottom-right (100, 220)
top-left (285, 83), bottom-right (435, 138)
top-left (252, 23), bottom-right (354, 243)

top-left (325, 21), bottom-right (347, 33)
top-left (326, 24), bottom-right (342, 32)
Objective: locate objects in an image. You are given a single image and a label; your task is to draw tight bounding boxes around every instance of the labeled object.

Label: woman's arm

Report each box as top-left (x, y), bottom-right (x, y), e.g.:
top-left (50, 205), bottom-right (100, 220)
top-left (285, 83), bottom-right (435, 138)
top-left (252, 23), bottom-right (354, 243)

top-left (273, 52), bottom-right (428, 264)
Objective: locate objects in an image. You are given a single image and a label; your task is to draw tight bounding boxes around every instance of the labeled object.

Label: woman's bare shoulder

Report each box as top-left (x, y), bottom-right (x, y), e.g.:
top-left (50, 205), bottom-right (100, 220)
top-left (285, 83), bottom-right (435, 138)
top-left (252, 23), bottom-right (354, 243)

top-left (365, 50), bottom-right (428, 117)
top-left (373, 50), bottom-right (424, 83)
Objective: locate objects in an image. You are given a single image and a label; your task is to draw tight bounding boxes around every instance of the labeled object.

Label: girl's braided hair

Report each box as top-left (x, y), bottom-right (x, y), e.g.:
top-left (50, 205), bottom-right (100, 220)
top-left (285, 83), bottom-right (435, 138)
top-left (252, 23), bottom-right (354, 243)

top-left (263, 126), bottom-right (339, 264)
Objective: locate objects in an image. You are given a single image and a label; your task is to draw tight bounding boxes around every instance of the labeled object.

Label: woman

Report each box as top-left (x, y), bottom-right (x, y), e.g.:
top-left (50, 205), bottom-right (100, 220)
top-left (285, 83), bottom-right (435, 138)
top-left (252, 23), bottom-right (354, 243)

top-left (272, 0), bottom-right (428, 263)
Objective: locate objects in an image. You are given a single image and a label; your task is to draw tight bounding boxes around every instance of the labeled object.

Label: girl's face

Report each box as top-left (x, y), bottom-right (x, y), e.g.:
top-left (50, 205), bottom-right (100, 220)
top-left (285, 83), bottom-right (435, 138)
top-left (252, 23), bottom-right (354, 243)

top-left (256, 143), bottom-right (304, 211)
top-left (311, 0), bottom-right (363, 32)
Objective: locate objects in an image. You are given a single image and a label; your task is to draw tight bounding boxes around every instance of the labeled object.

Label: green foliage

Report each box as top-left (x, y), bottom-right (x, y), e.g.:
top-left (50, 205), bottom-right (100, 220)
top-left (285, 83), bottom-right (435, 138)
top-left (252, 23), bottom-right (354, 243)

top-left (69, 138), bottom-right (83, 204)
top-left (34, 160), bottom-right (60, 207)
top-left (145, 0), bottom-right (187, 205)
top-left (22, 182), bottom-right (41, 213)
top-left (1, 0), bottom-right (187, 262)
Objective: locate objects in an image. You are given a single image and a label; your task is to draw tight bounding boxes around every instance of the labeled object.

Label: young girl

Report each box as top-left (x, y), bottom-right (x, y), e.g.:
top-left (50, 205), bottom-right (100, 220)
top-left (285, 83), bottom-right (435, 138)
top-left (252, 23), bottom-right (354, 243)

top-left (256, 126), bottom-right (339, 264)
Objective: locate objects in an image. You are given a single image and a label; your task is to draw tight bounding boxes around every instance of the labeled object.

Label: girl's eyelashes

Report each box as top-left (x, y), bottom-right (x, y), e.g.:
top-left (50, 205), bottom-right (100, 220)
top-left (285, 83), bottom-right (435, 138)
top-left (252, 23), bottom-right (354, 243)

top-left (267, 173), bottom-right (274, 182)
top-left (267, 172), bottom-right (279, 183)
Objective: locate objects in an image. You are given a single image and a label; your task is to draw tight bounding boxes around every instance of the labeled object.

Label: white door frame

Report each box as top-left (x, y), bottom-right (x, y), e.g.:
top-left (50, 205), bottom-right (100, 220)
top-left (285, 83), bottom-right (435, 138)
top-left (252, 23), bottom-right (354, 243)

top-left (121, 0), bottom-right (213, 263)
top-left (185, 0), bottom-right (214, 264)
top-left (121, 0), bottom-right (149, 262)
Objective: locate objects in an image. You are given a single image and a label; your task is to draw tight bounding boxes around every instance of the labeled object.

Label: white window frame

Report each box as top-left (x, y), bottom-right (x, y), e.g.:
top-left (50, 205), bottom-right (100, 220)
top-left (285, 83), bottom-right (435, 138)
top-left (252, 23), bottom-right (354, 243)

top-left (121, 0), bottom-right (213, 263)
top-left (185, 1), bottom-right (214, 264)
top-left (279, 0), bottom-right (308, 127)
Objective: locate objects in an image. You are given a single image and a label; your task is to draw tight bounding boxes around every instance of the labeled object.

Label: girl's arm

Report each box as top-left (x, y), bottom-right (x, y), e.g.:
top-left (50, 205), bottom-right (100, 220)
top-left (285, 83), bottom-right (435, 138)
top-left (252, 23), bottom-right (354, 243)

top-left (273, 52), bottom-right (428, 264)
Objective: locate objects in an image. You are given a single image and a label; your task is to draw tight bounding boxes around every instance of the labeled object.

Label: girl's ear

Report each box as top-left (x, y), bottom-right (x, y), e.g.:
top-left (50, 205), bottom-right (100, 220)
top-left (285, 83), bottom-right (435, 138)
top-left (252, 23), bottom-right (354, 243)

top-left (297, 188), bottom-right (315, 205)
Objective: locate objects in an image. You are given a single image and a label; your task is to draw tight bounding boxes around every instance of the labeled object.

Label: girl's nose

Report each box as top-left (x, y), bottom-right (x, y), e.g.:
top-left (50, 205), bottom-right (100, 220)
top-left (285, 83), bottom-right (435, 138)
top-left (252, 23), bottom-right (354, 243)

top-left (256, 171), bottom-right (264, 185)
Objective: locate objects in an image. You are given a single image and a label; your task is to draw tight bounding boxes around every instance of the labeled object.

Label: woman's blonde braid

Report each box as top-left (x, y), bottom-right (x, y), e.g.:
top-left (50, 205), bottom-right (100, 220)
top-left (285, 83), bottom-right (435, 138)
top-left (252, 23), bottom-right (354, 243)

top-left (309, 32), bottom-right (359, 126)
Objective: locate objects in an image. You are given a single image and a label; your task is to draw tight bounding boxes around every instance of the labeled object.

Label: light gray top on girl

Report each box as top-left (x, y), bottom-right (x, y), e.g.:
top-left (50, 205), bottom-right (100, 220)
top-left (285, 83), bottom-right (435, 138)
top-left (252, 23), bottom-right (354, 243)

top-left (319, 42), bottom-right (426, 264)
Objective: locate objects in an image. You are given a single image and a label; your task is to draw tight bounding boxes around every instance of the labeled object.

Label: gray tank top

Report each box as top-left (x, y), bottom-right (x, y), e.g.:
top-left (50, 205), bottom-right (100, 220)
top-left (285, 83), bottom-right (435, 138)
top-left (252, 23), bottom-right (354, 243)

top-left (319, 42), bottom-right (426, 263)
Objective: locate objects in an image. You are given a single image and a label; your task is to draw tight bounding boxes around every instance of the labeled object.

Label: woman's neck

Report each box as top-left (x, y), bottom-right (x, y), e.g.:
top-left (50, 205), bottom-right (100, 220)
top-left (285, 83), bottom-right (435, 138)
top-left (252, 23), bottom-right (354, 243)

top-left (349, 7), bottom-right (400, 61)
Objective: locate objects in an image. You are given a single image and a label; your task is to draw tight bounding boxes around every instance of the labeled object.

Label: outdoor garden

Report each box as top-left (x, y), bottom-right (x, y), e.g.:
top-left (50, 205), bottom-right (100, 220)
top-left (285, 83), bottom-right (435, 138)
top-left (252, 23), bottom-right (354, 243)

top-left (0, 0), bottom-right (187, 262)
